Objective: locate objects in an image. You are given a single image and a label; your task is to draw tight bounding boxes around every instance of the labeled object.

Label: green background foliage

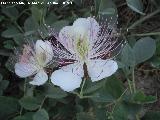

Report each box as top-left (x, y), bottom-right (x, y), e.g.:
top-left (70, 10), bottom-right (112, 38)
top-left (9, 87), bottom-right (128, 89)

top-left (0, 0), bottom-right (160, 119)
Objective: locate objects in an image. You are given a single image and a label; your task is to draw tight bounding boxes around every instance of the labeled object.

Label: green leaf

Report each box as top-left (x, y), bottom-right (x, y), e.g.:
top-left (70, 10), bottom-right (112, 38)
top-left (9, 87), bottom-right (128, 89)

top-left (0, 16), bottom-right (4, 22)
top-left (94, 0), bottom-right (101, 15)
top-left (1, 7), bottom-right (19, 20)
top-left (99, 7), bottom-right (116, 15)
top-left (95, 0), bottom-right (118, 28)
top-left (33, 109), bottom-right (49, 120)
top-left (45, 12), bottom-right (58, 25)
top-left (25, 85), bottom-right (34, 97)
top-left (13, 112), bottom-right (34, 120)
top-left (24, 17), bottom-right (39, 35)
top-left (83, 79), bottom-right (105, 94)
top-left (3, 40), bottom-right (15, 49)
top-left (93, 104), bottom-right (107, 120)
top-left (91, 77), bottom-right (124, 102)
top-left (13, 116), bottom-right (28, 120)
top-left (113, 102), bottom-right (142, 120)
top-left (77, 112), bottom-right (96, 120)
top-left (96, 0), bottom-right (117, 15)
top-left (142, 111), bottom-right (160, 120)
top-left (37, 26), bottom-right (49, 39)
top-left (57, 104), bottom-right (75, 117)
top-left (150, 56), bottom-right (160, 68)
top-left (116, 61), bottom-right (125, 68)
top-left (73, 0), bottom-right (82, 6)
top-left (19, 96), bottom-right (41, 110)
top-left (31, 6), bottom-right (42, 24)
top-left (156, 39), bottom-right (160, 56)
top-left (0, 80), bottom-right (9, 90)
top-left (133, 37), bottom-right (156, 64)
top-left (51, 20), bottom-right (69, 31)
top-left (13, 34), bottom-right (24, 45)
top-left (131, 91), bottom-right (157, 104)
top-left (121, 43), bottom-right (135, 67)
top-left (0, 96), bottom-right (20, 120)
top-left (44, 83), bottom-right (67, 99)
top-left (126, 0), bottom-right (144, 15)
top-left (1, 26), bottom-right (21, 38)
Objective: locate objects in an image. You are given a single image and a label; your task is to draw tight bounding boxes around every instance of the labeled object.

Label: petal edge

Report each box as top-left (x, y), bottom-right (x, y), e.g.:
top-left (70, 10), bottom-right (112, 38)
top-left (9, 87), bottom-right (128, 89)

top-left (29, 70), bottom-right (48, 86)
top-left (87, 60), bottom-right (118, 82)
top-left (51, 63), bottom-right (83, 92)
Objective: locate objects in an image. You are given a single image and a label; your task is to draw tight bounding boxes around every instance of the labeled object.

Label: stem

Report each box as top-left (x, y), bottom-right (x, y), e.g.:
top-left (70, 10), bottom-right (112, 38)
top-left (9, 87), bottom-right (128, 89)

top-left (39, 96), bottom-right (47, 110)
top-left (19, 107), bottom-right (23, 116)
top-left (127, 78), bottom-right (133, 94)
top-left (111, 89), bottom-right (128, 114)
top-left (19, 79), bottom-right (27, 116)
top-left (81, 95), bottom-right (94, 99)
top-left (128, 8), bottom-right (160, 29)
top-left (72, 91), bottom-right (93, 99)
top-left (136, 114), bottom-right (140, 120)
top-left (80, 78), bottom-right (86, 98)
top-left (14, 21), bottom-right (24, 33)
top-left (117, 2), bottom-right (126, 8)
top-left (17, 9), bottom-right (30, 19)
top-left (132, 68), bottom-right (136, 93)
top-left (130, 32), bottom-right (160, 37)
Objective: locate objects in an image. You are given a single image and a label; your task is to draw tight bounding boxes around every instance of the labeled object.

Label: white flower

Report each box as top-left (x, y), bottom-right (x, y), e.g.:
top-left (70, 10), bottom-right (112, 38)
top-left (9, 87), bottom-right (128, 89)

top-left (15, 40), bottom-right (53, 86)
top-left (51, 17), bottom-right (121, 92)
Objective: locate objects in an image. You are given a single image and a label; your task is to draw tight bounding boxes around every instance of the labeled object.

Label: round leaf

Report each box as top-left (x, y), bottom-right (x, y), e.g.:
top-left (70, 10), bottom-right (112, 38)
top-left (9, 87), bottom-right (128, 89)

top-left (98, 0), bottom-right (117, 15)
top-left (1, 26), bottom-right (21, 38)
top-left (133, 37), bottom-right (156, 64)
top-left (19, 96), bottom-right (41, 110)
top-left (24, 17), bottom-right (39, 35)
top-left (33, 109), bottom-right (49, 120)
top-left (143, 111), bottom-right (160, 120)
top-left (126, 0), bottom-right (144, 15)
top-left (0, 96), bottom-right (20, 119)
top-left (44, 83), bottom-right (67, 99)
top-left (77, 112), bottom-right (95, 120)
top-left (1, 7), bottom-right (19, 20)
top-left (121, 43), bottom-right (135, 67)
top-left (91, 77), bottom-right (124, 102)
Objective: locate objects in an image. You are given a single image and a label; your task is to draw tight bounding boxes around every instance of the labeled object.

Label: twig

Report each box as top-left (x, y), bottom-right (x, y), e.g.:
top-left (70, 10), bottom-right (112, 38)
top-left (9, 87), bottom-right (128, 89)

top-left (128, 8), bottom-right (160, 29)
top-left (130, 32), bottom-right (160, 37)
top-left (80, 78), bottom-right (86, 98)
top-left (39, 96), bottom-right (47, 110)
top-left (132, 68), bottom-right (136, 93)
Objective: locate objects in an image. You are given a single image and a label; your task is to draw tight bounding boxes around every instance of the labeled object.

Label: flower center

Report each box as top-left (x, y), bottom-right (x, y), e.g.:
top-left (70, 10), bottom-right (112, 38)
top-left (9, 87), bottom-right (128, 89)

top-left (76, 37), bottom-right (89, 60)
top-left (36, 52), bottom-right (46, 67)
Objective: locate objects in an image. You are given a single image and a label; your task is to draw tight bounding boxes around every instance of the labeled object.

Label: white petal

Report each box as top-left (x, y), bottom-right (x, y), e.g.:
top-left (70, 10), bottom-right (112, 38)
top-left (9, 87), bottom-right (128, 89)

top-left (61, 62), bottom-right (84, 77)
top-left (51, 63), bottom-right (84, 92)
top-left (44, 41), bottom-right (54, 64)
top-left (73, 17), bottom-right (100, 42)
top-left (87, 17), bottom-right (100, 48)
top-left (29, 70), bottom-right (48, 86)
top-left (73, 18), bottom-right (91, 38)
top-left (35, 40), bottom-right (47, 55)
top-left (15, 63), bottom-right (38, 78)
top-left (59, 26), bottom-right (75, 54)
top-left (35, 40), bottom-right (53, 64)
top-left (87, 60), bottom-right (118, 82)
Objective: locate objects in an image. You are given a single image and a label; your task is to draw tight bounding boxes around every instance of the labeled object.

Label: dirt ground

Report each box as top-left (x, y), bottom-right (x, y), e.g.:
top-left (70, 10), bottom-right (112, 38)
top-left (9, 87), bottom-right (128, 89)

top-left (135, 67), bottom-right (160, 111)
